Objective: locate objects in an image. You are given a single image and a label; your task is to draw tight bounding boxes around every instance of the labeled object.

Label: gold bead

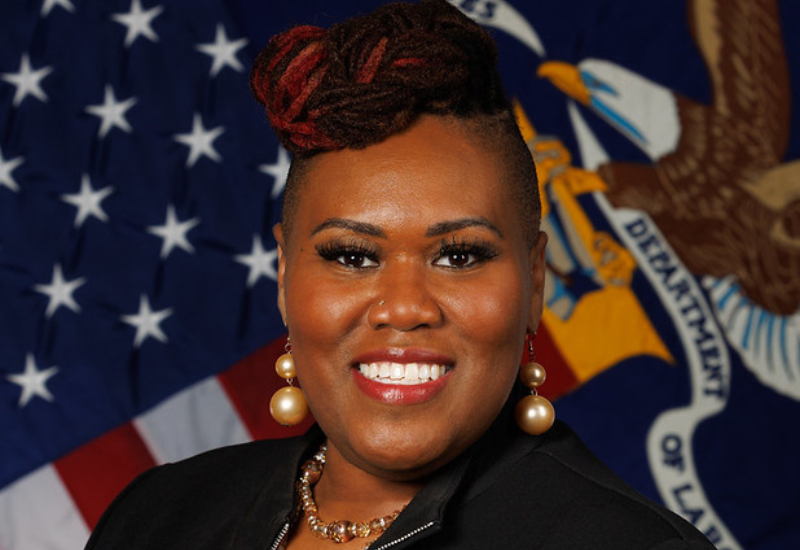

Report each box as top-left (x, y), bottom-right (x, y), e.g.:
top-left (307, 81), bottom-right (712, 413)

top-left (301, 460), bottom-right (323, 485)
top-left (329, 520), bottom-right (354, 543)
top-left (515, 394), bottom-right (555, 435)
top-left (519, 361), bottom-right (546, 388)
top-left (369, 518), bottom-right (385, 535)
top-left (311, 522), bottom-right (329, 539)
top-left (269, 386), bottom-right (308, 426)
top-left (275, 353), bottom-right (296, 379)
top-left (354, 522), bottom-right (371, 537)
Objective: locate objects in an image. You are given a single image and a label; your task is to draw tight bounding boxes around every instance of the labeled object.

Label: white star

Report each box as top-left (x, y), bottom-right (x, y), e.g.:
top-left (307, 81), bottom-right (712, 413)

top-left (147, 205), bottom-right (200, 259)
top-left (235, 235), bottom-right (279, 287)
top-left (33, 264), bottom-right (86, 318)
top-left (111, 0), bottom-right (164, 48)
top-left (6, 354), bottom-right (59, 408)
top-left (41, 0), bottom-right (75, 17)
top-left (173, 113), bottom-right (225, 168)
top-left (196, 23), bottom-right (249, 78)
top-left (0, 148), bottom-right (24, 193)
top-left (1, 53), bottom-right (54, 107)
top-left (121, 294), bottom-right (173, 348)
top-left (61, 174), bottom-right (113, 228)
top-left (85, 84), bottom-right (138, 139)
top-left (259, 146), bottom-right (291, 198)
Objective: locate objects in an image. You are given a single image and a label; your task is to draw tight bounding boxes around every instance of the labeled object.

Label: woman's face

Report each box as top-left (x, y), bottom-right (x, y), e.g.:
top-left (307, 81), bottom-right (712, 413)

top-left (275, 115), bottom-right (547, 480)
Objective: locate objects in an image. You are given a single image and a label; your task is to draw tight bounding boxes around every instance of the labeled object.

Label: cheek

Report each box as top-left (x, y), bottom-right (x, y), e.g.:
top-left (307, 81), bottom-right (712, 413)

top-left (439, 269), bottom-right (529, 405)
top-left (283, 267), bottom-right (368, 370)
top-left (444, 269), bottom-right (528, 346)
top-left (290, 283), bottom-right (360, 332)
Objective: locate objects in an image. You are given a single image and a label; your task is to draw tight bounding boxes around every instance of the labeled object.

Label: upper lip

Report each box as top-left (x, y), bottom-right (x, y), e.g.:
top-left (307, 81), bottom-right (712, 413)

top-left (353, 348), bottom-right (454, 365)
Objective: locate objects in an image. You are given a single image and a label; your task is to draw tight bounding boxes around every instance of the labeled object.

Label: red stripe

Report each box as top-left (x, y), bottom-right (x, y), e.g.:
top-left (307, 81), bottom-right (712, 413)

top-left (218, 336), bottom-right (314, 440)
top-left (54, 422), bottom-right (156, 529)
top-left (536, 323), bottom-right (579, 400)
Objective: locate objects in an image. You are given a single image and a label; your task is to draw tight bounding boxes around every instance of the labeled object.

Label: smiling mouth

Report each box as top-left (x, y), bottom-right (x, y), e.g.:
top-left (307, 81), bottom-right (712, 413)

top-left (357, 362), bottom-right (452, 385)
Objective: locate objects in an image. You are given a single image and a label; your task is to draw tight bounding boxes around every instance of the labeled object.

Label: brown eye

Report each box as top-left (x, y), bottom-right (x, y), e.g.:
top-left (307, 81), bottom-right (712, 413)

top-left (317, 241), bottom-right (380, 269)
top-left (444, 252), bottom-right (471, 267)
top-left (338, 253), bottom-right (378, 268)
top-left (433, 240), bottom-right (498, 269)
top-left (434, 250), bottom-right (484, 268)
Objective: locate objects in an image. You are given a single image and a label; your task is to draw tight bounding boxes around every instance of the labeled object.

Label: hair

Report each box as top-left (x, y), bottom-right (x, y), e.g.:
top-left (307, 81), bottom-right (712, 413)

top-left (250, 0), bottom-right (540, 244)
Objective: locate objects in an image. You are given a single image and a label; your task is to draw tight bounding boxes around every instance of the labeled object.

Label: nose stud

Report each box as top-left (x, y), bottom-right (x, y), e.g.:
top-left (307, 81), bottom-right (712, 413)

top-left (378, 300), bottom-right (386, 306)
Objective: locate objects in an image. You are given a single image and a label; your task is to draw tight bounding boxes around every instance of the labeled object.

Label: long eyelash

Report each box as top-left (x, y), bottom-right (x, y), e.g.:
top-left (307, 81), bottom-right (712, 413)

top-left (315, 238), bottom-right (378, 261)
top-left (438, 236), bottom-right (498, 261)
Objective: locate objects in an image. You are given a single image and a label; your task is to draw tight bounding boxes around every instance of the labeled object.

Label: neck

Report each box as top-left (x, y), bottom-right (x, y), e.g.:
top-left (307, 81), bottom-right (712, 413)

top-left (313, 442), bottom-right (424, 520)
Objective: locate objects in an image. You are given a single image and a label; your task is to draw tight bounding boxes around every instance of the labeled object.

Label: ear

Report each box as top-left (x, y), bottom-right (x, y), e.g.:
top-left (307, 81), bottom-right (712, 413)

top-left (527, 231), bottom-right (548, 333)
top-left (273, 223), bottom-right (288, 327)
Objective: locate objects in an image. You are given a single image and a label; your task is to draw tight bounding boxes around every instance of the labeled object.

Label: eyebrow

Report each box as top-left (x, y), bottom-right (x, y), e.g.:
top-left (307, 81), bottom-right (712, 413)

top-left (311, 216), bottom-right (504, 239)
top-left (311, 218), bottom-right (387, 238)
top-left (425, 217), bottom-right (504, 239)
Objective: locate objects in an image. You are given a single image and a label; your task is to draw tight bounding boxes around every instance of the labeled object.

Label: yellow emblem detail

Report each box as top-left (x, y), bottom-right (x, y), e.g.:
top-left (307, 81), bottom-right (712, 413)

top-left (514, 100), bottom-right (673, 382)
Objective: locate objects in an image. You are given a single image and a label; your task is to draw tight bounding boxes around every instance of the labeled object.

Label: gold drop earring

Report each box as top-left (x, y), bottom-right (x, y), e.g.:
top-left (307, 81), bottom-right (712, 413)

top-left (515, 333), bottom-right (555, 435)
top-left (269, 337), bottom-right (309, 426)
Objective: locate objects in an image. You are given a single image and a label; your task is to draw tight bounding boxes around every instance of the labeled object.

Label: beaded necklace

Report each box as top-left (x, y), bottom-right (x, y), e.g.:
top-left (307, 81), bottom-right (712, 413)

top-left (296, 446), bottom-right (404, 545)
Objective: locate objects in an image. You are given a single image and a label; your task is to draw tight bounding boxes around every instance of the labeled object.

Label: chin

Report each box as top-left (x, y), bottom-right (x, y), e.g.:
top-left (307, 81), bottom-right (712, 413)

top-left (346, 423), bottom-right (466, 480)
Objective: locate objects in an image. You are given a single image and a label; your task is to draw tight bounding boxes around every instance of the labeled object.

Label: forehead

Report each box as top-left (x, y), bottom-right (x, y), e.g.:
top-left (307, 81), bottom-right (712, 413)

top-left (293, 117), bottom-right (517, 234)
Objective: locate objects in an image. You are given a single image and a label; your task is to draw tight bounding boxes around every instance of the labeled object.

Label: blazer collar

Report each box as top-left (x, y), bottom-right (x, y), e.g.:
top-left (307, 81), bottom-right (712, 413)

top-left (229, 398), bottom-right (547, 549)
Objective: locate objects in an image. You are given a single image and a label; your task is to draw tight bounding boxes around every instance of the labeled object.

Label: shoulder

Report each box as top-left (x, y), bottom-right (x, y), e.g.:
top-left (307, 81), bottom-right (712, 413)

top-left (456, 422), bottom-right (715, 549)
top-left (127, 436), bottom-right (296, 502)
top-left (85, 435), bottom-right (308, 549)
top-left (529, 422), bottom-right (714, 548)
top-left (156, 436), bottom-right (295, 481)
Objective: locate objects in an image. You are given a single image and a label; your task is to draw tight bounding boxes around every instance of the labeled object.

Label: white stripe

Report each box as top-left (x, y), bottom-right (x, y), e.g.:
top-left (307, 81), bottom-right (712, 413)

top-left (0, 464), bottom-right (90, 550)
top-left (134, 376), bottom-right (251, 465)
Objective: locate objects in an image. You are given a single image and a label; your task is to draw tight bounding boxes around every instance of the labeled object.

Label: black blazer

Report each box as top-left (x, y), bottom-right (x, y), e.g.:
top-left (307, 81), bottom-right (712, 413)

top-left (86, 415), bottom-right (715, 549)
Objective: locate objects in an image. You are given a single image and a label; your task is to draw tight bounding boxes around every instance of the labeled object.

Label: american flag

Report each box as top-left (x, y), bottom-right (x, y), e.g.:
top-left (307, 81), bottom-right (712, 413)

top-left (0, 1), bottom-right (313, 547)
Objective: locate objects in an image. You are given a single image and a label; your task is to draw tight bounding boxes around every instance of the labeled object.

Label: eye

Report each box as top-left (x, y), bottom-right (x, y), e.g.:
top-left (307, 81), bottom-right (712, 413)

top-left (316, 241), bottom-right (380, 269)
top-left (435, 250), bottom-right (475, 268)
top-left (336, 251), bottom-right (379, 268)
top-left (433, 239), bottom-right (498, 269)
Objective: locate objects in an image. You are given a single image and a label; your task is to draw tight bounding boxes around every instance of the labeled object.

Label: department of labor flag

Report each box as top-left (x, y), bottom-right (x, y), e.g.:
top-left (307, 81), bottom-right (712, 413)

top-left (2, 1), bottom-right (799, 550)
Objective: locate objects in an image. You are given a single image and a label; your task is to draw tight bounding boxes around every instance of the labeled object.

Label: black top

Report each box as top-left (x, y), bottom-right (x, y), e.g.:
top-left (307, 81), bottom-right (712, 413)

top-left (86, 414), bottom-right (715, 549)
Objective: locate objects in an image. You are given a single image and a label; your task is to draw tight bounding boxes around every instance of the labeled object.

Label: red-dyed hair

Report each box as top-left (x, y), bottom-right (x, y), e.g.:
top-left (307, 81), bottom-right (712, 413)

top-left (250, 0), bottom-right (512, 156)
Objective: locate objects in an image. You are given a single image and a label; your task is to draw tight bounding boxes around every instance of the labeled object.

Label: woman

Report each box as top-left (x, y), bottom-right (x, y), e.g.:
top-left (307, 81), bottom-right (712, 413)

top-left (86, 1), bottom-right (715, 548)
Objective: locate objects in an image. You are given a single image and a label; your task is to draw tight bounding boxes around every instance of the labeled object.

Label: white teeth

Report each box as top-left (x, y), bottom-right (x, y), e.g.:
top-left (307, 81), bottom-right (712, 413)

top-left (418, 364), bottom-right (430, 379)
top-left (357, 362), bottom-right (449, 385)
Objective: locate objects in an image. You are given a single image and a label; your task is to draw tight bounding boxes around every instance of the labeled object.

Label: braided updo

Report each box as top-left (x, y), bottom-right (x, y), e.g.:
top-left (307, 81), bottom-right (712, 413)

top-left (251, 0), bottom-right (540, 243)
top-left (251, 0), bottom-right (511, 154)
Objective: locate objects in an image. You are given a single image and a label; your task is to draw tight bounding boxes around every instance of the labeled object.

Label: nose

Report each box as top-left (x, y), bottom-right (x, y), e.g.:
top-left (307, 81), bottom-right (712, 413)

top-left (367, 260), bottom-right (443, 331)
